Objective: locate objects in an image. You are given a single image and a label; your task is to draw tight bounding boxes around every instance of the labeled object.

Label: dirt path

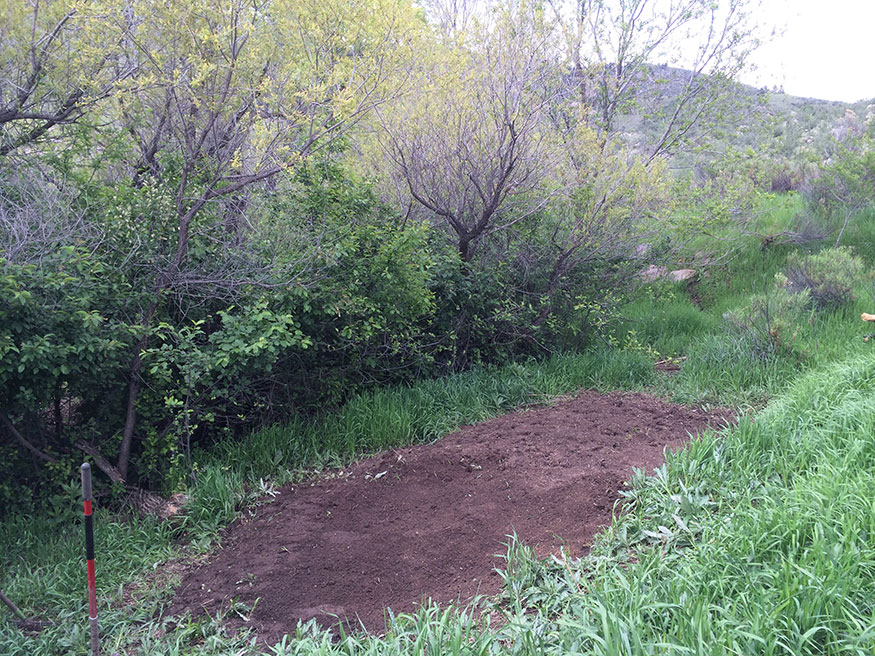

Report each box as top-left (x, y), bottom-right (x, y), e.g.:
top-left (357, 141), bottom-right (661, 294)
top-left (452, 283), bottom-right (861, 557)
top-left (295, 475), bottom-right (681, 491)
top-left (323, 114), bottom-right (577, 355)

top-left (169, 391), bottom-right (731, 641)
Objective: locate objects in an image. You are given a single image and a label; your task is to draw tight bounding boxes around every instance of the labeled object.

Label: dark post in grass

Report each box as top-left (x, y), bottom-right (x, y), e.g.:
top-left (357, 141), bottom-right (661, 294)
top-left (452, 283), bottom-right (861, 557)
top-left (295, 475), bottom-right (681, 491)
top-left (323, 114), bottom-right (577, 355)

top-left (81, 463), bottom-right (100, 656)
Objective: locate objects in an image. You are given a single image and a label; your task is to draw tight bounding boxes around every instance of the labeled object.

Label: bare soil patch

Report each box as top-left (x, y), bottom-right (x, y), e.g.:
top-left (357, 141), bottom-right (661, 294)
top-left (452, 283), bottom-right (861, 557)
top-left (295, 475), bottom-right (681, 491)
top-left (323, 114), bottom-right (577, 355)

top-left (169, 391), bottom-right (731, 641)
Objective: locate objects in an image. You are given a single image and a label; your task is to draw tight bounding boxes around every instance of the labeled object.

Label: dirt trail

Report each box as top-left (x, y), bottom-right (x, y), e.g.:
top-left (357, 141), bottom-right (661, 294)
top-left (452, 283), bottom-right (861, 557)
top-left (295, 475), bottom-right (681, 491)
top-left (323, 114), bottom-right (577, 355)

top-left (169, 391), bottom-right (731, 642)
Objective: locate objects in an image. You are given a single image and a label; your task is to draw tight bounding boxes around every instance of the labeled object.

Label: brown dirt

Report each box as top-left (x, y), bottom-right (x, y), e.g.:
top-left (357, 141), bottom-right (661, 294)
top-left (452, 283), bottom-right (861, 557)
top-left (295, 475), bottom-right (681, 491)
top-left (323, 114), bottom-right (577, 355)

top-left (169, 390), bottom-right (731, 642)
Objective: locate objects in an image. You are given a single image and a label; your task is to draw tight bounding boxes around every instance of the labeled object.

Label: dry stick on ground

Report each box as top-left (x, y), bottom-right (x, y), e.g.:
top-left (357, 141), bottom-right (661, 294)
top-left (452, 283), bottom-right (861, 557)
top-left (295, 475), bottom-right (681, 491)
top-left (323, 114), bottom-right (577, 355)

top-left (1, 413), bottom-right (58, 464)
top-left (0, 588), bottom-right (26, 620)
top-left (1, 587), bottom-right (50, 633)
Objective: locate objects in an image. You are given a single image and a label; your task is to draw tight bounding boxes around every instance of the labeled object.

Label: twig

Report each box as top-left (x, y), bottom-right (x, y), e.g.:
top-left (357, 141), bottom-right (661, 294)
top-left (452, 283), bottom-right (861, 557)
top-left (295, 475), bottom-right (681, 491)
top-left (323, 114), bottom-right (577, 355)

top-left (654, 356), bottom-right (687, 366)
top-left (1, 413), bottom-right (57, 463)
top-left (0, 588), bottom-right (26, 620)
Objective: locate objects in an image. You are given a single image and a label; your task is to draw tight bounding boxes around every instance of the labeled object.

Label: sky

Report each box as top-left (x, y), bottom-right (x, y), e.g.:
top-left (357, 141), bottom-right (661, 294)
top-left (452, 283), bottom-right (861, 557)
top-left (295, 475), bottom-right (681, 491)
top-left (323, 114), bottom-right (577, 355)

top-left (745, 0), bottom-right (875, 102)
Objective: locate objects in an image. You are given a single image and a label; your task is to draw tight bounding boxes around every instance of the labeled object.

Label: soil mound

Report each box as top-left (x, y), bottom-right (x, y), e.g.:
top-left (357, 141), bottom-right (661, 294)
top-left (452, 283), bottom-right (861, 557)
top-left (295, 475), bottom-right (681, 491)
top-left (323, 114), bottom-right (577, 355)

top-left (169, 391), bottom-right (731, 641)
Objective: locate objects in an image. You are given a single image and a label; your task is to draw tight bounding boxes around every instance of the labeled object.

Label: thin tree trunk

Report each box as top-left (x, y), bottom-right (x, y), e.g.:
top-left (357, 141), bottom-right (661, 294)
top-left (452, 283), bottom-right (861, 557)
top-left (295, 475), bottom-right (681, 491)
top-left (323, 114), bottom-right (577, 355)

top-left (835, 206), bottom-right (856, 248)
top-left (1, 413), bottom-right (58, 463)
top-left (117, 347), bottom-right (144, 481)
top-left (116, 200), bottom-right (200, 480)
top-left (117, 298), bottom-right (159, 482)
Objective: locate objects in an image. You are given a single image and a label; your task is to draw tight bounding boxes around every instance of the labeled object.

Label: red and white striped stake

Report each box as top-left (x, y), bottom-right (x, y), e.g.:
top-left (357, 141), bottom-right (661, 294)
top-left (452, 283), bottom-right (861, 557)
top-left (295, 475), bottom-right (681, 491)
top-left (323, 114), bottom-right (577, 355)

top-left (81, 463), bottom-right (100, 656)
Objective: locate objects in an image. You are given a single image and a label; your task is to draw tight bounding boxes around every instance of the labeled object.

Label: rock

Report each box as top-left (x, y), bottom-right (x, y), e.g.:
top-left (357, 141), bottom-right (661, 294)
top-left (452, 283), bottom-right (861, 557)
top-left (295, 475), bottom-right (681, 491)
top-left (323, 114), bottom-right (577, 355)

top-left (639, 264), bottom-right (667, 282)
top-left (160, 492), bottom-right (190, 519)
top-left (634, 243), bottom-right (652, 258)
top-left (669, 268), bottom-right (697, 282)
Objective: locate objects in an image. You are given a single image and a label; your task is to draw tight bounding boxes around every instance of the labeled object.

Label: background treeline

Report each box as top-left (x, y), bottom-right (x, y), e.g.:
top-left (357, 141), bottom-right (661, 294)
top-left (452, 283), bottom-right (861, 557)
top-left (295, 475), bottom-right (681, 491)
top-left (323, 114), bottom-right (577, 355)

top-left (1, 0), bottom-right (872, 503)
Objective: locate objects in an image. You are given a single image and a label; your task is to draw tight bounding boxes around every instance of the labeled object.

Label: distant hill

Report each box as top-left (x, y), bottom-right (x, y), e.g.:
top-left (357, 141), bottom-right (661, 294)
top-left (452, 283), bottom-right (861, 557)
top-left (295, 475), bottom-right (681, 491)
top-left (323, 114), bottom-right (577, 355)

top-left (609, 63), bottom-right (873, 173)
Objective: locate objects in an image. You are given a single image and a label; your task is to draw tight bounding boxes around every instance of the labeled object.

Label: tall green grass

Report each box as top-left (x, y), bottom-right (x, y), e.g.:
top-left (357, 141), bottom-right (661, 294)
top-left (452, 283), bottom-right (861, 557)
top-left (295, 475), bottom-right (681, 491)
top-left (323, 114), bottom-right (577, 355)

top-left (186, 349), bottom-right (656, 533)
top-left (5, 193), bottom-right (875, 654)
top-left (823, 206), bottom-right (875, 260)
top-left (625, 193), bottom-right (875, 408)
top-left (0, 513), bottom-right (176, 656)
top-left (554, 352), bottom-right (875, 654)
top-left (0, 348), bottom-right (654, 655)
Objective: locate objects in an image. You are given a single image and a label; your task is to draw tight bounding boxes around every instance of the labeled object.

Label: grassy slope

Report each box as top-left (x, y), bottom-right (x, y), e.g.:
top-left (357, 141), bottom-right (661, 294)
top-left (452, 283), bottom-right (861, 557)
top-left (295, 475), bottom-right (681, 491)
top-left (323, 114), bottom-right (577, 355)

top-left (3, 196), bottom-right (875, 654)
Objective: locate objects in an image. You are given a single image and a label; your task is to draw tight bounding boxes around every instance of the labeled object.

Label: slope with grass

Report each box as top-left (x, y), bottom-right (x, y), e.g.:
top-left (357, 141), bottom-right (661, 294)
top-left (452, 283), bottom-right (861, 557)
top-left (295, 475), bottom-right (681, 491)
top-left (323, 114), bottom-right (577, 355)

top-left (3, 195), bottom-right (875, 654)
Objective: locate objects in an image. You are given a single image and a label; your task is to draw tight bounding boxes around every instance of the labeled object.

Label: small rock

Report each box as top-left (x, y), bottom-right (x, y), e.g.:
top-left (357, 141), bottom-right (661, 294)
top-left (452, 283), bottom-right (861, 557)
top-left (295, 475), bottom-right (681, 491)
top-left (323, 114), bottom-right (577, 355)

top-left (634, 243), bottom-right (652, 258)
top-left (639, 264), bottom-right (667, 282)
top-left (669, 268), bottom-right (697, 282)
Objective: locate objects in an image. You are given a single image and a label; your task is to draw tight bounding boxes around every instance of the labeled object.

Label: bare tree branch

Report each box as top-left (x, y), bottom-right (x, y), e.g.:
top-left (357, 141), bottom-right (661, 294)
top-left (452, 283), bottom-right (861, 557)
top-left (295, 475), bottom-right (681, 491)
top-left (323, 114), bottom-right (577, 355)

top-left (1, 413), bottom-right (58, 464)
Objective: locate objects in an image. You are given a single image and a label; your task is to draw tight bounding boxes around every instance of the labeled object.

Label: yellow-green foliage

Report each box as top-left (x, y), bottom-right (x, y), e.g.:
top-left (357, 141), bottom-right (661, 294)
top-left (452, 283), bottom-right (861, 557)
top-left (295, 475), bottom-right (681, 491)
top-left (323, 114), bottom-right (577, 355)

top-left (0, 0), bottom-right (423, 159)
top-left (782, 246), bottom-right (871, 309)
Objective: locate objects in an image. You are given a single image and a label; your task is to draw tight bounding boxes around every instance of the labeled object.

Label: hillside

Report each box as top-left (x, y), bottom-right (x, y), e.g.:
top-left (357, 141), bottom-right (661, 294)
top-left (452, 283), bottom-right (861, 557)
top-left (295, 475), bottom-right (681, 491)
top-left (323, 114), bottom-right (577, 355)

top-left (611, 63), bottom-right (873, 168)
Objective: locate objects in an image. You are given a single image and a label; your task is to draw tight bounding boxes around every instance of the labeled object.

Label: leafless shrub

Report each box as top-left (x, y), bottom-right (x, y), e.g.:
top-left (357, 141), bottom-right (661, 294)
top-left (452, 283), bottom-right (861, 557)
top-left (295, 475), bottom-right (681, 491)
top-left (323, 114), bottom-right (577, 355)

top-left (0, 169), bottom-right (100, 264)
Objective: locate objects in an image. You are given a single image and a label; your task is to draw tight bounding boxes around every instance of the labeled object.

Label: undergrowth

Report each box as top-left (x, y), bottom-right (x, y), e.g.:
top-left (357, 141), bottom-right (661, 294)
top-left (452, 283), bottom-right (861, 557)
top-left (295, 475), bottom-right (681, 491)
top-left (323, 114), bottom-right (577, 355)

top-left (0, 348), bottom-right (656, 655)
top-left (4, 193), bottom-right (875, 654)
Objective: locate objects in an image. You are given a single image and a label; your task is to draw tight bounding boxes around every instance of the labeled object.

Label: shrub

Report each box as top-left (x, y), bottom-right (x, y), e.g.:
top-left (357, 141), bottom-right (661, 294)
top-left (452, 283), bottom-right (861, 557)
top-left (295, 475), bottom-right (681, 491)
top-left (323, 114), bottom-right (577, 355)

top-left (782, 246), bottom-right (869, 309)
top-left (722, 284), bottom-right (810, 362)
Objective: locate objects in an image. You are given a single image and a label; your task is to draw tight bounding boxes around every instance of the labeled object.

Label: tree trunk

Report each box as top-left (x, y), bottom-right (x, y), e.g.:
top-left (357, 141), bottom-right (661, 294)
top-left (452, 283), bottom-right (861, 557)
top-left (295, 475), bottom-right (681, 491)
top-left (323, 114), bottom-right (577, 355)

top-left (117, 344), bottom-right (145, 481)
top-left (116, 197), bottom-right (198, 481)
top-left (458, 236), bottom-right (472, 262)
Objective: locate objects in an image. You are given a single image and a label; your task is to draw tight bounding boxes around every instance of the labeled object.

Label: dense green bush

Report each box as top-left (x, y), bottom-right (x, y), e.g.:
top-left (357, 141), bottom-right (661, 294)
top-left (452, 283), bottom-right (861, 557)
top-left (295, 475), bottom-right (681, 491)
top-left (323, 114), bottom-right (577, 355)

top-left (0, 160), bottom-right (440, 496)
top-left (782, 246), bottom-right (870, 309)
top-left (1, 156), bottom-right (643, 501)
top-left (0, 248), bottom-right (138, 504)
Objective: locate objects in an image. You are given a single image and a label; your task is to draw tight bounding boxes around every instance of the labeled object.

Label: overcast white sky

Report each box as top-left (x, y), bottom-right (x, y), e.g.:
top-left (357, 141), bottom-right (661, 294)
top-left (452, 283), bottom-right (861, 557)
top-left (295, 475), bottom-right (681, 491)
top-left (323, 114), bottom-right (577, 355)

top-left (745, 0), bottom-right (875, 102)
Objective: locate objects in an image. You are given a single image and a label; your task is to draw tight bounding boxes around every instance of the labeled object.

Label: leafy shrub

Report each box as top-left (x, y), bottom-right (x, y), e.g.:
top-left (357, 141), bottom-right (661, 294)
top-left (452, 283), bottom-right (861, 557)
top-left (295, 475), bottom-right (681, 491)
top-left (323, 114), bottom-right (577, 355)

top-left (782, 246), bottom-right (869, 309)
top-left (723, 284), bottom-right (810, 361)
top-left (0, 248), bottom-right (139, 502)
top-left (0, 152), bottom-right (653, 501)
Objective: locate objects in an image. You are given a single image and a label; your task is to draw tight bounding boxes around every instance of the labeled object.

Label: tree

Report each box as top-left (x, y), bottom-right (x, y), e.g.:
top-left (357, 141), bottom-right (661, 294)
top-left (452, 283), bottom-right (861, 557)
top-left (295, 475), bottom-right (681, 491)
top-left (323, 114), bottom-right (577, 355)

top-left (0, 1), bottom-right (131, 156)
top-left (525, 0), bottom-right (768, 308)
top-left (548, 0), bottom-right (766, 160)
top-left (418, 0), bottom-right (480, 39)
top-left (108, 0), bottom-right (422, 481)
top-left (1, 0), bottom-right (423, 485)
top-left (374, 1), bottom-right (561, 262)
top-left (367, 0), bottom-right (767, 357)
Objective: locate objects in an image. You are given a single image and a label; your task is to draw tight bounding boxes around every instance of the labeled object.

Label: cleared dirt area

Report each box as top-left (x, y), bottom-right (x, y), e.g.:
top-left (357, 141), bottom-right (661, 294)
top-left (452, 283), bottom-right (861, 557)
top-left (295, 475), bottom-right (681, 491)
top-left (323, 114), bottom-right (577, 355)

top-left (169, 391), bottom-right (732, 641)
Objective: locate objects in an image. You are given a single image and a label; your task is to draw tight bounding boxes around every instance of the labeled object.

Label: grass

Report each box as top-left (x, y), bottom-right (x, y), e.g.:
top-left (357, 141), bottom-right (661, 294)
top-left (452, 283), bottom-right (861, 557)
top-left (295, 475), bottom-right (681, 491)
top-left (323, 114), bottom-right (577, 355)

top-left (0, 513), bottom-right (176, 656)
top-left (624, 193), bottom-right (875, 408)
top-left (3, 193), bottom-right (875, 654)
top-left (576, 353), bottom-right (875, 654)
top-left (0, 347), bottom-right (657, 655)
top-left (187, 348), bottom-right (657, 534)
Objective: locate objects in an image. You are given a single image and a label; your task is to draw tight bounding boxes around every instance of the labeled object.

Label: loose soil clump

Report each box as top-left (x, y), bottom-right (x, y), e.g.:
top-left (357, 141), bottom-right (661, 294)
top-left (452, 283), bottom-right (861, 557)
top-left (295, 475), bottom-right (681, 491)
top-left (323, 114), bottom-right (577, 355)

top-left (169, 391), bottom-right (731, 641)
